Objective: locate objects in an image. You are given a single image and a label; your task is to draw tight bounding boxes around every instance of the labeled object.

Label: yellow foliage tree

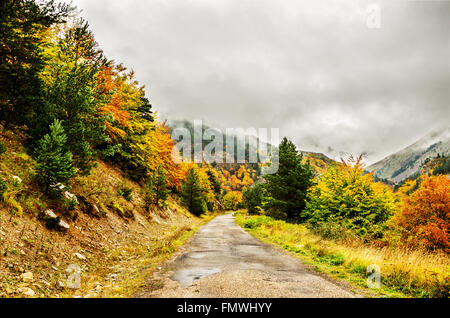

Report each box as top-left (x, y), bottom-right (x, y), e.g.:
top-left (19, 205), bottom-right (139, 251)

top-left (304, 155), bottom-right (399, 238)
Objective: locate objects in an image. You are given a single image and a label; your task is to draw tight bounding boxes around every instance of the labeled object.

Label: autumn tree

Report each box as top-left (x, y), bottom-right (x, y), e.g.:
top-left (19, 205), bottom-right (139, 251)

top-left (394, 175), bottom-right (449, 251)
top-left (304, 156), bottom-right (398, 238)
top-left (263, 137), bottom-right (315, 220)
top-left (222, 191), bottom-right (242, 210)
top-left (122, 121), bottom-right (184, 186)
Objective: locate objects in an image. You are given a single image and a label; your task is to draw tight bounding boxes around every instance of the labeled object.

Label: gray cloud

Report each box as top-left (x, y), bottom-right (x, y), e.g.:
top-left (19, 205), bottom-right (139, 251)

top-left (73, 0), bottom-right (449, 164)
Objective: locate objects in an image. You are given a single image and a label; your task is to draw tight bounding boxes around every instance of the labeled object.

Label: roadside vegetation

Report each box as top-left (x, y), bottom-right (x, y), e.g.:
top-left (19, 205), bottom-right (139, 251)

top-left (239, 138), bottom-right (449, 298)
top-left (235, 213), bottom-right (448, 298)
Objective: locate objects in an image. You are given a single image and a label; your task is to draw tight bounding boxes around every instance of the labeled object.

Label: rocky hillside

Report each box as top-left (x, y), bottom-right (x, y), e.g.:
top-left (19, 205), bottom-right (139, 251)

top-left (366, 127), bottom-right (450, 183)
top-left (0, 125), bottom-right (209, 298)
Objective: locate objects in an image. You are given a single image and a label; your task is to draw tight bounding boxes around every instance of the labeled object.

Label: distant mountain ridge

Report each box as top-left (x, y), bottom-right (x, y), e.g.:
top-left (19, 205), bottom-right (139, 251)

top-left (366, 127), bottom-right (450, 183)
top-left (166, 119), bottom-right (337, 174)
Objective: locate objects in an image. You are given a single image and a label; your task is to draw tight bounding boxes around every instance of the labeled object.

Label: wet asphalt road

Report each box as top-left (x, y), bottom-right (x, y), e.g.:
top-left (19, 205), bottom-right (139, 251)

top-left (141, 213), bottom-right (359, 298)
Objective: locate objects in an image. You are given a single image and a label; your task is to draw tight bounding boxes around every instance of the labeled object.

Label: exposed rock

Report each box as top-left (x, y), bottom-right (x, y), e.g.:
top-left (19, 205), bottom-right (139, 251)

top-left (43, 210), bottom-right (70, 231)
top-left (56, 280), bottom-right (65, 290)
top-left (64, 191), bottom-right (78, 204)
top-left (109, 274), bottom-right (117, 280)
top-left (58, 220), bottom-right (70, 231)
top-left (19, 287), bottom-right (35, 296)
top-left (78, 196), bottom-right (103, 218)
top-left (12, 175), bottom-right (22, 184)
top-left (74, 252), bottom-right (86, 260)
top-left (45, 209), bottom-right (57, 219)
top-left (20, 271), bottom-right (33, 283)
top-left (50, 182), bottom-right (65, 191)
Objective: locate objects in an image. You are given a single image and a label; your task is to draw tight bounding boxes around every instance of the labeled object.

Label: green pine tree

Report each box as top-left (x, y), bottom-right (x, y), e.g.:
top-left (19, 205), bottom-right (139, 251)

top-left (243, 182), bottom-right (265, 214)
top-left (33, 19), bottom-right (110, 174)
top-left (146, 164), bottom-right (170, 207)
top-left (206, 170), bottom-right (221, 197)
top-left (180, 168), bottom-right (207, 215)
top-left (0, 0), bottom-right (70, 127)
top-left (35, 119), bottom-right (76, 190)
top-left (263, 137), bottom-right (315, 221)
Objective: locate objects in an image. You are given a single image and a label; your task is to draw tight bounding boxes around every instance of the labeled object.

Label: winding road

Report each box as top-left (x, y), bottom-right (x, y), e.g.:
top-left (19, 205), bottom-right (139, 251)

top-left (138, 214), bottom-right (360, 298)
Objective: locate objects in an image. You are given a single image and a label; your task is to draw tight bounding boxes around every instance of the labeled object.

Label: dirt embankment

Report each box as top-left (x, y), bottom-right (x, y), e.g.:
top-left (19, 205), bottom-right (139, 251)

top-left (0, 125), bottom-right (207, 298)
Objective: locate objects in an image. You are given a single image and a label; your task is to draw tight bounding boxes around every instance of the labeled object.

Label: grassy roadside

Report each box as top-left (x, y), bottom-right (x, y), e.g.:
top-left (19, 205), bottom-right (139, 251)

top-left (234, 211), bottom-right (449, 298)
top-left (60, 212), bottom-right (219, 298)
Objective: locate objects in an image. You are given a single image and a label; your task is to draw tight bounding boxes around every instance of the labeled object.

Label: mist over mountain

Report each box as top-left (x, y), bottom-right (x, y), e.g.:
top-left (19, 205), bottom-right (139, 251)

top-left (366, 127), bottom-right (450, 183)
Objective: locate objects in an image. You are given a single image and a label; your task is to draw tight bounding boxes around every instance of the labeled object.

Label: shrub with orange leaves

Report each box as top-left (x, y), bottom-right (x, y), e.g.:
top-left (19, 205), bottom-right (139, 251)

top-left (395, 175), bottom-right (450, 251)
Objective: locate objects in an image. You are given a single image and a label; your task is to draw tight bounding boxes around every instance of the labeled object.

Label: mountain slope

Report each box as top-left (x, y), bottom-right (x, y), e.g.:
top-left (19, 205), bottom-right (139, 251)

top-left (366, 127), bottom-right (450, 183)
top-left (167, 119), bottom-right (337, 175)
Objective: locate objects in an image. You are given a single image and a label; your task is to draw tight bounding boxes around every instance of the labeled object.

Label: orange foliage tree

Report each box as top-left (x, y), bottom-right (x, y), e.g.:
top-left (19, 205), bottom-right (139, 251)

top-left (127, 121), bottom-right (184, 188)
top-left (395, 175), bottom-right (450, 251)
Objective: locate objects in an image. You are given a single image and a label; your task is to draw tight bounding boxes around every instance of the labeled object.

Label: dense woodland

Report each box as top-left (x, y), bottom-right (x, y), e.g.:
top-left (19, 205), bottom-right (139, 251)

top-left (0, 0), bottom-right (448, 298)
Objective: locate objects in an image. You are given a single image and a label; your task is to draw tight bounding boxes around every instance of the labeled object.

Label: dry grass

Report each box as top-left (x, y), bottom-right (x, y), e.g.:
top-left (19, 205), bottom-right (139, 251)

top-left (0, 180), bottom-right (213, 298)
top-left (57, 211), bottom-right (218, 298)
top-left (235, 212), bottom-right (449, 298)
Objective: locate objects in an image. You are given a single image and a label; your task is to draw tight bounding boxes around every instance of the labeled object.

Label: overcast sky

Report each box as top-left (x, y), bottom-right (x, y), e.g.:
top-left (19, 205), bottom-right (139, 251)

top-left (72, 0), bottom-right (449, 165)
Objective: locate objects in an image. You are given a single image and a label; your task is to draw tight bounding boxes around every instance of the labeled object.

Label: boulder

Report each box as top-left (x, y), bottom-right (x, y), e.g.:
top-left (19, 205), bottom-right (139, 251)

top-left (58, 220), bottom-right (70, 231)
top-left (45, 209), bottom-right (57, 219)
top-left (64, 191), bottom-right (78, 204)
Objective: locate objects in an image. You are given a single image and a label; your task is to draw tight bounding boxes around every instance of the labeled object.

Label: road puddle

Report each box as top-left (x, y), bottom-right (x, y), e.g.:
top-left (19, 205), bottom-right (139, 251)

top-left (171, 267), bottom-right (222, 287)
